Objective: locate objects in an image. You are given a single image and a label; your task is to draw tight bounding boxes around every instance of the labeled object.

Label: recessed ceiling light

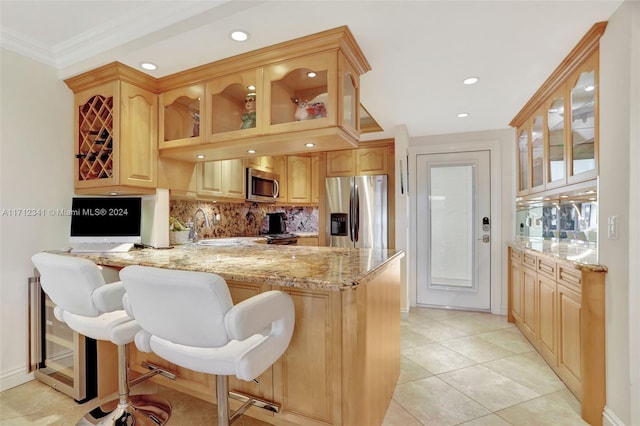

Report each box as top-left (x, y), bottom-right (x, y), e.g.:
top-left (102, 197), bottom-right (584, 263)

top-left (305, 143), bottom-right (315, 148)
top-left (247, 85), bottom-right (256, 90)
top-left (457, 113), bottom-right (469, 118)
top-left (307, 71), bottom-right (317, 78)
top-left (230, 30), bottom-right (250, 42)
top-left (196, 154), bottom-right (205, 159)
top-left (247, 149), bottom-right (256, 154)
top-left (463, 77), bottom-right (479, 85)
top-left (140, 62), bottom-right (157, 71)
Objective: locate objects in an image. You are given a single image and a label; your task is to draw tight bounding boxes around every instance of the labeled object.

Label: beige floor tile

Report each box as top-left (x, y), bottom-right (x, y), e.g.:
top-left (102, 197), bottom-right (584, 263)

top-left (398, 356), bottom-right (433, 384)
top-left (393, 376), bottom-right (490, 425)
top-left (495, 389), bottom-right (587, 425)
top-left (402, 343), bottom-right (476, 375)
top-left (438, 365), bottom-right (540, 412)
top-left (439, 336), bottom-right (517, 363)
top-left (411, 307), bottom-right (477, 321)
top-left (483, 351), bottom-right (566, 395)
top-left (401, 325), bottom-right (434, 348)
top-left (458, 413), bottom-right (513, 425)
top-left (476, 328), bottom-right (535, 354)
top-left (404, 320), bottom-right (469, 343)
top-left (440, 313), bottom-right (512, 334)
top-left (382, 399), bottom-right (422, 426)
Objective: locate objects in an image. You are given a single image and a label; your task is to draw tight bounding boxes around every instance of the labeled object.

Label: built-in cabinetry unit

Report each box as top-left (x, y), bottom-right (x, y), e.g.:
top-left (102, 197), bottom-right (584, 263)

top-left (508, 246), bottom-right (606, 426)
top-left (510, 22), bottom-right (606, 198)
top-left (65, 63), bottom-right (158, 195)
top-left (157, 26), bottom-right (370, 163)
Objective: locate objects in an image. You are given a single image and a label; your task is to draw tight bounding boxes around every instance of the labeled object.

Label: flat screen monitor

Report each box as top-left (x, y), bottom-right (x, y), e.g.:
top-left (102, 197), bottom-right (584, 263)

top-left (70, 197), bottom-right (142, 243)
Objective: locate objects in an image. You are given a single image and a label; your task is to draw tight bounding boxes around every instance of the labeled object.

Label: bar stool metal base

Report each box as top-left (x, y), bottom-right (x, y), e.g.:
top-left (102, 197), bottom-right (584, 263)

top-left (79, 394), bottom-right (172, 425)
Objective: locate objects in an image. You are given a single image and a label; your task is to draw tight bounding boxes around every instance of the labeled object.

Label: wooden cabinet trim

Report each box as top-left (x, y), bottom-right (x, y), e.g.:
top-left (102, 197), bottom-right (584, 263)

top-left (509, 22), bottom-right (606, 128)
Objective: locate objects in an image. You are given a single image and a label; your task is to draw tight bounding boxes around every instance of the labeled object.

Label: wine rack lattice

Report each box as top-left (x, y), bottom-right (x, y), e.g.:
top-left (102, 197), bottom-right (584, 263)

top-left (77, 95), bottom-right (114, 181)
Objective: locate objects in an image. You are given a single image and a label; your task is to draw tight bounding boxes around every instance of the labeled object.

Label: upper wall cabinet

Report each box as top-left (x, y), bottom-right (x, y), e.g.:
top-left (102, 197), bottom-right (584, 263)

top-left (156, 26), bottom-right (371, 163)
top-left (65, 63), bottom-right (158, 195)
top-left (160, 85), bottom-right (204, 149)
top-left (510, 22), bottom-right (606, 198)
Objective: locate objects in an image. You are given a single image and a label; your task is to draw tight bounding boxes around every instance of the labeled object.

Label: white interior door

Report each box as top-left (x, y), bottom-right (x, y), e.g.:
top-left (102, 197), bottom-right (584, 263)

top-left (416, 151), bottom-right (491, 310)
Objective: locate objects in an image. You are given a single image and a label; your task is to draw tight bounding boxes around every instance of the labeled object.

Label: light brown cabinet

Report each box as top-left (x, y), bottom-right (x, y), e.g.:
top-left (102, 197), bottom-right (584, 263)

top-left (326, 145), bottom-right (391, 177)
top-left (245, 155), bottom-right (274, 173)
top-left (157, 27), bottom-right (370, 163)
top-left (196, 159), bottom-right (245, 200)
top-left (287, 156), bottom-right (312, 204)
top-left (66, 63), bottom-right (158, 195)
top-left (508, 246), bottom-right (605, 425)
top-left (511, 23), bottom-right (605, 197)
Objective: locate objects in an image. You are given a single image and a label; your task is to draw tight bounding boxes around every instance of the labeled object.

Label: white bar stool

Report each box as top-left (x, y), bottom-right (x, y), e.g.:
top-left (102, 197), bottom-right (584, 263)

top-left (31, 253), bottom-right (172, 425)
top-left (120, 265), bottom-right (295, 426)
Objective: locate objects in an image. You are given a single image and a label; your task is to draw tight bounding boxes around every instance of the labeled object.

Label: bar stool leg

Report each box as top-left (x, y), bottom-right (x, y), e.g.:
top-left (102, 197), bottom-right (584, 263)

top-left (217, 375), bottom-right (230, 426)
top-left (79, 344), bottom-right (172, 425)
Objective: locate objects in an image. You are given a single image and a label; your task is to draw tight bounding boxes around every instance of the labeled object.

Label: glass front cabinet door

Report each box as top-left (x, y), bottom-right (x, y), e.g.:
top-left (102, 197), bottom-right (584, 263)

top-left (263, 52), bottom-right (337, 134)
top-left (545, 88), bottom-right (567, 189)
top-left (530, 111), bottom-right (545, 193)
top-left (517, 127), bottom-right (530, 195)
top-left (159, 85), bottom-right (205, 149)
top-left (204, 69), bottom-right (262, 143)
top-left (568, 55), bottom-right (598, 183)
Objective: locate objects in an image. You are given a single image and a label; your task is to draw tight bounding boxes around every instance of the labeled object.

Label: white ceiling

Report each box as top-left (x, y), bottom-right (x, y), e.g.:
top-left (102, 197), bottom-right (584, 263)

top-left (0, 0), bottom-right (622, 140)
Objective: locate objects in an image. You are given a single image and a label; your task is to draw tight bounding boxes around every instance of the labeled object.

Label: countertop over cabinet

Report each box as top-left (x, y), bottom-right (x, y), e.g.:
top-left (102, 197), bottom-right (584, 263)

top-left (55, 243), bottom-right (403, 292)
top-left (49, 240), bottom-right (403, 426)
top-left (508, 239), bottom-right (606, 272)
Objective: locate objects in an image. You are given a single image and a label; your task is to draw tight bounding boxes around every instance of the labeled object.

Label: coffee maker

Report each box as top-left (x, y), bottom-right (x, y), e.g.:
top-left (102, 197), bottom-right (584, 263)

top-left (266, 212), bottom-right (287, 235)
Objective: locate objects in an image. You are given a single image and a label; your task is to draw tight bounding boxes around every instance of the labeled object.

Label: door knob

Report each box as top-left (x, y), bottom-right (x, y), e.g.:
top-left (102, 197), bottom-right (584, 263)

top-left (478, 234), bottom-right (490, 243)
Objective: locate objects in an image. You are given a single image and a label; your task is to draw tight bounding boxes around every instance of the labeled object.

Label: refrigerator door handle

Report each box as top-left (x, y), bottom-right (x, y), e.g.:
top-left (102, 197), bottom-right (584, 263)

top-left (353, 184), bottom-right (360, 243)
top-left (349, 183), bottom-right (355, 242)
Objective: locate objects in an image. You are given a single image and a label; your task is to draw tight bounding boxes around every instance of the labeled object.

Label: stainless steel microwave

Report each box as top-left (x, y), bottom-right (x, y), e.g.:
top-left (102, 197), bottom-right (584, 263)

top-left (246, 168), bottom-right (280, 203)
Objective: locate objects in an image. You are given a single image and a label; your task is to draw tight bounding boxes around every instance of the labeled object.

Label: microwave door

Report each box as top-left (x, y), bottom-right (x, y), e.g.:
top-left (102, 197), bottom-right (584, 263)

top-left (326, 177), bottom-right (353, 248)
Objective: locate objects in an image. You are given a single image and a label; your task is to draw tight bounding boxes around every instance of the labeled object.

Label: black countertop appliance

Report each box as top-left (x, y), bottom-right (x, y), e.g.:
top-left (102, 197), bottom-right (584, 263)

top-left (267, 212), bottom-right (287, 235)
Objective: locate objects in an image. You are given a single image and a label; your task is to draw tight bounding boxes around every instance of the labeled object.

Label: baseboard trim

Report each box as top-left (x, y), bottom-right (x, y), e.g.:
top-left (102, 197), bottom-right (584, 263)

top-left (400, 309), bottom-right (409, 321)
top-left (603, 406), bottom-right (626, 426)
top-left (0, 369), bottom-right (34, 392)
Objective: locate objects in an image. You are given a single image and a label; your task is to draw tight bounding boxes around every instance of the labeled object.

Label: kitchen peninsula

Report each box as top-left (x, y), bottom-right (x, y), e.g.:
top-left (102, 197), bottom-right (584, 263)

top-left (61, 242), bottom-right (404, 426)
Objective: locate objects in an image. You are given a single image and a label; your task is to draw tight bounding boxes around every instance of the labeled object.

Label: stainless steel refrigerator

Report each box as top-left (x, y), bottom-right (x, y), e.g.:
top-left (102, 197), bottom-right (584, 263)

top-left (326, 175), bottom-right (388, 248)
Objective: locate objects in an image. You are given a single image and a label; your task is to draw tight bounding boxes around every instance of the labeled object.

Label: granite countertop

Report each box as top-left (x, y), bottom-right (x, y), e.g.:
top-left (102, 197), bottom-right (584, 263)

top-left (56, 242), bottom-right (404, 291)
top-left (508, 239), bottom-right (607, 273)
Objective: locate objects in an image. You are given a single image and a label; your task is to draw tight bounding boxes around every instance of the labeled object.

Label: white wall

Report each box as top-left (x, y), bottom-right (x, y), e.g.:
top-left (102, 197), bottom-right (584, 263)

top-left (0, 49), bottom-right (74, 390)
top-left (599, 1), bottom-right (639, 424)
top-left (408, 128), bottom-right (515, 315)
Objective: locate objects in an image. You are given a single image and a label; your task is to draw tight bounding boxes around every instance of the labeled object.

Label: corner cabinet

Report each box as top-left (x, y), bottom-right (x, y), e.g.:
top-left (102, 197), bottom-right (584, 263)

top-left (508, 247), bottom-right (606, 426)
top-left (511, 22), bottom-right (605, 197)
top-left (156, 26), bottom-right (370, 163)
top-left (65, 63), bottom-right (158, 195)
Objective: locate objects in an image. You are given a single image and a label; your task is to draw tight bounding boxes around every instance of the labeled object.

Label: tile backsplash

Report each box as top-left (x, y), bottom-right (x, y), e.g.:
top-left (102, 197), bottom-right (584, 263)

top-left (170, 200), bottom-right (318, 239)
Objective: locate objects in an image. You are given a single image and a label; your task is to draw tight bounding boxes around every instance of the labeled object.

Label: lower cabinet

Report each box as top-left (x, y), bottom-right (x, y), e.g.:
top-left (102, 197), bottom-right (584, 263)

top-left (508, 247), bottom-right (605, 426)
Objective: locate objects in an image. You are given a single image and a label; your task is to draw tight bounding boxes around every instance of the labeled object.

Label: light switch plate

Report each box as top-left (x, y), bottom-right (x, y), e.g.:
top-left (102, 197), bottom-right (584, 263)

top-left (608, 215), bottom-right (618, 240)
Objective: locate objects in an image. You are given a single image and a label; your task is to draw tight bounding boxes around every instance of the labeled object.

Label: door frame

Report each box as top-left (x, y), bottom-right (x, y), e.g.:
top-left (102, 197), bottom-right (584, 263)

top-left (409, 137), bottom-right (505, 315)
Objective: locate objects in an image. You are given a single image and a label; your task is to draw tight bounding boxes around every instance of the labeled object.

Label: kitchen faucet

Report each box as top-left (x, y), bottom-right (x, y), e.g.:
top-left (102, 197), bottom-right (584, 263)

top-left (189, 208), bottom-right (211, 243)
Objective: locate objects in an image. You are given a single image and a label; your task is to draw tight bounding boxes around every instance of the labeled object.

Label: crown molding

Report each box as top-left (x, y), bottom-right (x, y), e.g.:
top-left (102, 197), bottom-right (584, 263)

top-left (0, 27), bottom-right (57, 67)
top-left (2, 1), bottom-right (226, 70)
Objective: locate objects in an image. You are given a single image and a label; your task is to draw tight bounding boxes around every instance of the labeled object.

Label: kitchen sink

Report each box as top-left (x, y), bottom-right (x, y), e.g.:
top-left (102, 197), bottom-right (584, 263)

top-left (196, 238), bottom-right (246, 246)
